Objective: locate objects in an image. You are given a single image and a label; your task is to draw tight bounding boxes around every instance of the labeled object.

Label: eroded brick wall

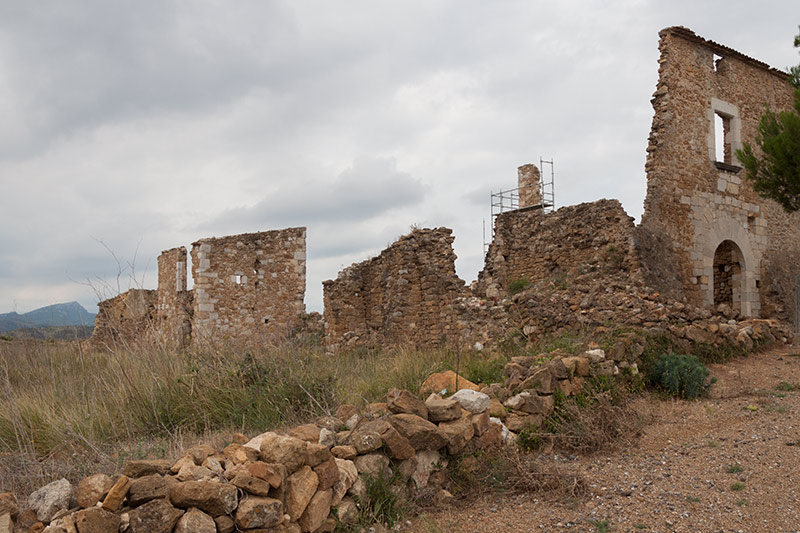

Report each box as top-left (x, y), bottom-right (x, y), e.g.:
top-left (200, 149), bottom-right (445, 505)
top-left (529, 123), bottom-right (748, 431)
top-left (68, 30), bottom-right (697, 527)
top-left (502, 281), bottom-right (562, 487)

top-left (156, 247), bottom-right (193, 348)
top-left (641, 27), bottom-right (800, 318)
top-left (191, 227), bottom-right (306, 342)
top-left (92, 289), bottom-right (157, 348)
top-left (323, 228), bottom-right (469, 349)
top-left (478, 199), bottom-right (642, 297)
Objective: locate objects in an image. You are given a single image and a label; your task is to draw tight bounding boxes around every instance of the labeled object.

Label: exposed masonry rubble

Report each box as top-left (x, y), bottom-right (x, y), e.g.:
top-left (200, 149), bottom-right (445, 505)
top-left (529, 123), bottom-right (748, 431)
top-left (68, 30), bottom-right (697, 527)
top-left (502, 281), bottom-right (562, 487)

top-left (92, 227), bottom-right (307, 349)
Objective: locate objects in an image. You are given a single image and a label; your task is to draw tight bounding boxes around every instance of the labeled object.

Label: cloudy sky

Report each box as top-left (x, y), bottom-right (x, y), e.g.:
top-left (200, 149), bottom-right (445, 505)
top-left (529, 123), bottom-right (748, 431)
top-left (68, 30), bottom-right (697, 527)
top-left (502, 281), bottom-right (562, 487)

top-left (1, 1), bottom-right (799, 314)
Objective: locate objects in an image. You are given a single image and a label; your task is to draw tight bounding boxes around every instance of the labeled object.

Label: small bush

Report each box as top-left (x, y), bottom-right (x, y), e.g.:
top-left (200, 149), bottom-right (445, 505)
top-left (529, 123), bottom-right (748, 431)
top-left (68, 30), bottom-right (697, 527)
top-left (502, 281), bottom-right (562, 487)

top-left (508, 278), bottom-right (531, 294)
top-left (647, 353), bottom-right (713, 400)
top-left (355, 469), bottom-right (405, 529)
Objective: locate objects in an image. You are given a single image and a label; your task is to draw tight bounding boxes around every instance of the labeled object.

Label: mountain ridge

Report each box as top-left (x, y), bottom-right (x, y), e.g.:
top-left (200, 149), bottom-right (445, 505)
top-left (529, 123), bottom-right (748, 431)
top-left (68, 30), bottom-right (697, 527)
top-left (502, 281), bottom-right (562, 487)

top-left (0, 301), bottom-right (96, 333)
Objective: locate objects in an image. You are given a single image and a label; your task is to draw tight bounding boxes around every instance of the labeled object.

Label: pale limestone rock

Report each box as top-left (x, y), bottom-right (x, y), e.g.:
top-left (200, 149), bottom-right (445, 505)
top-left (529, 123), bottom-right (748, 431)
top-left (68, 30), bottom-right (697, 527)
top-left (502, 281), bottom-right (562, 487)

top-left (450, 389), bottom-right (490, 413)
top-left (28, 478), bottom-right (72, 523)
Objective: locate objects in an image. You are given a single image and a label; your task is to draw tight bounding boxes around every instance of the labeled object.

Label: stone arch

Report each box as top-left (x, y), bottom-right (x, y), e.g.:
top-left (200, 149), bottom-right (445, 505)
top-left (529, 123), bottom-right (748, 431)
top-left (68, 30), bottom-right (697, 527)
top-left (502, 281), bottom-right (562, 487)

top-left (699, 216), bottom-right (761, 317)
top-left (713, 240), bottom-right (744, 312)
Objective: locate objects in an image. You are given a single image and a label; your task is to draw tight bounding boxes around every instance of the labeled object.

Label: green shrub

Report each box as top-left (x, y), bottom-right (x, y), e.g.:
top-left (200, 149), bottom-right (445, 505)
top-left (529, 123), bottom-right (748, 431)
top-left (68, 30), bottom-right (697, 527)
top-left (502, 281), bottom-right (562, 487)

top-left (508, 278), bottom-right (531, 294)
top-left (355, 469), bottom-right (405, 529)
top-left (647, 353), bottom-right (713, 399)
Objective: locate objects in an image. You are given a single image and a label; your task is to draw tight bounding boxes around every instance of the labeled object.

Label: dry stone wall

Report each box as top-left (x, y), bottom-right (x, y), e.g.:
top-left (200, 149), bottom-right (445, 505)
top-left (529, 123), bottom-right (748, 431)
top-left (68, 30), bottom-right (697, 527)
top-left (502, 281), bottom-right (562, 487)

top-left (641, 26), bottom-right (800, 319)
top-left (323, 228), bottom-right (470, 350)
top-left (478, 199), bottom-right (643, 298)
top-left (191, 227), bottom-right (307, 343)
top-left (92, 289), bottom-right (157, 349)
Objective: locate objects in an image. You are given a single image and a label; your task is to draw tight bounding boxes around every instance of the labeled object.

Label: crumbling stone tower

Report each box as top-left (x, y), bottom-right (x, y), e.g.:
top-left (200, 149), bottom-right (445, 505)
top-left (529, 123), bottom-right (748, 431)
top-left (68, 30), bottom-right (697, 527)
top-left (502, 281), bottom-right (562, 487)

top-left (641, 27), bottom-right (800, 319)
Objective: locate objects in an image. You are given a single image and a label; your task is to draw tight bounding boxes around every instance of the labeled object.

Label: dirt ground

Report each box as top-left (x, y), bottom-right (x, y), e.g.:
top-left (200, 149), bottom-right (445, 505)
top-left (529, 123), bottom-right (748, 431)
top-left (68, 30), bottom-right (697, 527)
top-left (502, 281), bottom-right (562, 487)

top-left (407, 344), bottom-right (800, 533)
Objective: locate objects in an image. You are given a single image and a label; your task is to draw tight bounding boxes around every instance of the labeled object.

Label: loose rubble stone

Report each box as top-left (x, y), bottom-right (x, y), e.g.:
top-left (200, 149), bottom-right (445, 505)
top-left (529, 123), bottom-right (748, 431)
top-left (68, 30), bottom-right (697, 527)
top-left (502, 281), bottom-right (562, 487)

top-left (313, 457), bottom-right (340, 491)
top-left (289, 424), bottom-right (321, 443)
top-left (331, 459), bottom-right (357, 506)
top-left (420, 371), bottom-right (480, 396)
top-left (331, 446), bottom-right (357, 459)
top-left (234, 497), bottom-right (283, 529)
top-left (246, 462), bottom-right (285, 488)
top-left (386, 388), bottom-right (428, 419)
top-left (425, 397), bottom-right (462, 422)
top-left (285, 465), bottom-right (319, 522)
top-left (298, 488), bottom-right (332, 533)
top-left (412, 450), bottom-right (444, 489)
top-left (438, 415), bottom-right (475, 455)
top-left (121, 460), bottom-right (171, 478)
top-left (354, 454), bottom-right (391, 477)
top-left (232, 473), bottom-right (272, 497)
top-left (389, 414), bottom-right (447, 450)
top-left (185, 444), bottom-right (216, 465)
top-left (0, 493), bottom-right (19, 520)
top-left (504, 391), bottom-right (555, 415)
top-left (450, 389), bottom-right (491, 413)
top-left (0, 513), bottom-right (11, 533)
top-left (305, 442), bottom-right (331, 466)
top-left (174, 507), bottom-right (216, 533)
top-left (128, 474), bottom-right (177, 507)
top-left (100, 476), bottom-right (131, 512)
top-left (73, 507), bottom-right (121, 533)
top-left (127, 498), bottom-right (183, 533)
top-left (75, 474), bottom-right (113, 510)
top-left (169, 480), bottom-right (238, 517)
top-left (214, 515), bottom-right (235, 533)
top-left (28, 479), bottom-right (72, 523)
top-left (260, 434), bottom-right (308, 473)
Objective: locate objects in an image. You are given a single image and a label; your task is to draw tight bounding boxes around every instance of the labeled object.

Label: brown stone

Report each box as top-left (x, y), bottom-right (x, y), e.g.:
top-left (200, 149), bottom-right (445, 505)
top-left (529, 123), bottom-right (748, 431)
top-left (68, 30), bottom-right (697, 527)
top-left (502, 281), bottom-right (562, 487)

top-left (438, 415), bottom-right (474, 455)
top-left (306, 442), bottom-right (333, 467)
top-left (285, 465), bottom-right (319, 522)
top-left (471, 411), bottom-right (490, 436)
top-left (488, 398), bottom-right (507, 418)
top-left (298, 489), bottom-right (332, 533)
top-left (174, 508), bottom-right (216, 533)
top-left (232, 473), bottom-right (273, 496)
top-left (313, 457), bottom-right (340, 491)
top-left (246, 461), bottom-right (285, 488)
top-left (386, 388), bottom-right (428, 419)
top-left (127, 498), bottom-right (183, 533)
top-left (335, 404), bottom-right (358, 422)
top-left (185, 444), bottom-right (216, 465)
top-left (100, 476), bottom-right (131, 512)
top-left (121, 459), bottom-right (171, 478)
top-left (233, 444), bottom-right (261, 464)
top-left (331, 459), bottom-right (358, 506)
top-left (389, 414), bottom-right (447, 450)
top-left (170, 456), bottom-right (195, 475)
top-left (74, 474), bottom-right (113, 509)
top-left (561, 356), bottom-right (590, 377)
top-left (378, 424), bottom-right (415, 460)
top-left (260, 434), bottom-right (308, 473)
top-left (354, 454), bottom-right (391, 476)
top-left (424, 397), bottom-right (462, 422)
top-left (169, 480), bottom-right (238, 517)
top-left (474, 423), bottom-right (503, 449)
top-left (334, 499), bottom-right (358, 525)
top-left (128, 474), bottom-right (178, 507)
top-left (505, 412), bottom-right (543, 433)
top-left (73, 507), bottom-right (121, 533)
top-left (331, 445), bottom-right (357, 459)
top-left (504, 392), bottom-right (555, 416)
top-left (214, 515), bottom-right (235, 533)
top-left (420, 371), bottom-right (480, 396)
top-left (289, 424), bottom-right (321, 443)
top-left (517, 367), bottom-right (554, 394)
top-left (234, 497), bottom-right (283, 529)
top-left (176, 463), bottom-right (213, 482)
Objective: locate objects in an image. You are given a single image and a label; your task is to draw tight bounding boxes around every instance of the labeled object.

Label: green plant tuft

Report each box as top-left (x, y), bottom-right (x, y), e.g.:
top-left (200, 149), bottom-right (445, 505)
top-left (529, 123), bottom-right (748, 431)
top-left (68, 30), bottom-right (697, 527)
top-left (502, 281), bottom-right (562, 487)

top-left (508, 278), bottom-right (531, 295)
top-left (647, 353), bottom-right (713, 399)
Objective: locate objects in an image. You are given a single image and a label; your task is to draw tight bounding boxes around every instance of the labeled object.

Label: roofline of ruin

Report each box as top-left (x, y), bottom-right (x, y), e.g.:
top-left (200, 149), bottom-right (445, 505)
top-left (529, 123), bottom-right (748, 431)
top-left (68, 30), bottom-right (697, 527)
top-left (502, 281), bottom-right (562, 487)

top-left (661, 26), bottom-right (791, 81)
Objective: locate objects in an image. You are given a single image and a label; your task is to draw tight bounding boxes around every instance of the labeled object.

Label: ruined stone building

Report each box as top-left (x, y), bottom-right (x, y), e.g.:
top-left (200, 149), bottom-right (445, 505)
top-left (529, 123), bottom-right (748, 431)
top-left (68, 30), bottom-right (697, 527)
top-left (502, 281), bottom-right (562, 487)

top-left (640, 27), bottom-right (800, 320)
top-left (92, 227), bottom-right (307, 348)
top-left (95, 27), bottom-right (799, 352)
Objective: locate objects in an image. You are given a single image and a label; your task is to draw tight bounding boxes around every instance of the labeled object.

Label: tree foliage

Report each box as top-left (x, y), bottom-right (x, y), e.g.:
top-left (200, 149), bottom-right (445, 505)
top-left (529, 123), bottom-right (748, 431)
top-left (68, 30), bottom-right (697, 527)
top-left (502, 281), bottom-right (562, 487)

top-left (736, 28), bottom-right (800, 213)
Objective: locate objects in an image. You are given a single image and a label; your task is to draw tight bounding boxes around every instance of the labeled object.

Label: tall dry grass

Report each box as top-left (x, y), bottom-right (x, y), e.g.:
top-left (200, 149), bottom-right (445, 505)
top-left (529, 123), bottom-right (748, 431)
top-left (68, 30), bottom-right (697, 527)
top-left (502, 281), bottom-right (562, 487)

top-left (0, 337), bottom-right (504, 495)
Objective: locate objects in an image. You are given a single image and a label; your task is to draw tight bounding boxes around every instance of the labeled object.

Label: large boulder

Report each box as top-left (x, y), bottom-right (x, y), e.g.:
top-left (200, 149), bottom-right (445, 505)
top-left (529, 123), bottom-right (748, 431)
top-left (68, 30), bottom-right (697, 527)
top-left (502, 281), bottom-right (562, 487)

top-left (28, 478), bottom-right (72, 523)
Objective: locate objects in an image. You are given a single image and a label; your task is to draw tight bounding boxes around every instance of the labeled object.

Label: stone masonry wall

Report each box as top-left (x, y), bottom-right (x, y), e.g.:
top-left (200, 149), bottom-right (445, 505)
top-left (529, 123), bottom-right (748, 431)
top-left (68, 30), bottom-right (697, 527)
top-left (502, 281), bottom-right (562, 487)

top-left (478, 199), bottom-right (642, 298)
top-left (323, 228), bottom-right (469, 350)
top-left (92, 289), bottom-right (157, 349)
top-left (156, 247), bottom-right (193, 348)
top-left (191, 227), bottom-right (307, 343)
top-left (641, 26), bottom-right (800, 319)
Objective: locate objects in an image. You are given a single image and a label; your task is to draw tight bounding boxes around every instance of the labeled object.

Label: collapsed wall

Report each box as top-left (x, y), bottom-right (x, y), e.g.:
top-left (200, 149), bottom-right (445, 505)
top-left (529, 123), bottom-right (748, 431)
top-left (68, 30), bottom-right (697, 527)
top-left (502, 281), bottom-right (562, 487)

top-left (92, 289), bottom-right (157, 349)
top-left (641, 26), bottom-right (800, 319)
top-left (323, 228), bottom-right (469, 350)
top-left (191, 227), bottom-right (307, 342)
top-left (478, 199), bottom-right (643, 298)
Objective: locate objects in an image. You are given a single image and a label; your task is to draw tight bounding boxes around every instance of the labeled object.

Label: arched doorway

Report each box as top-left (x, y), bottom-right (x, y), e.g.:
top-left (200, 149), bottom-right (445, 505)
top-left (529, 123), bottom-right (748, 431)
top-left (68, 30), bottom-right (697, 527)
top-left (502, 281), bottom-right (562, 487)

top-left (713, 240), bottom-right (744, 313)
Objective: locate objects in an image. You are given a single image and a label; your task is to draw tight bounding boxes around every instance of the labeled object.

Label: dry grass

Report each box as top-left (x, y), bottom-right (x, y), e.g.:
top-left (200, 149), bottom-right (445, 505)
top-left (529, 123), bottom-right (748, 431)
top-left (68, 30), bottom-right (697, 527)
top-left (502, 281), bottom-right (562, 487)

top-left (0, 337), bottom-right (501, 495)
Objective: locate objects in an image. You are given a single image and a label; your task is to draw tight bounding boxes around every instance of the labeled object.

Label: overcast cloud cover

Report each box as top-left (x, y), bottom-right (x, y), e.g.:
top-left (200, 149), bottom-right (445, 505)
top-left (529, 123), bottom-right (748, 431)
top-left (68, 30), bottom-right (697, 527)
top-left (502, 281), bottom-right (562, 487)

top-left (1, 0), bottom-right (799, 314)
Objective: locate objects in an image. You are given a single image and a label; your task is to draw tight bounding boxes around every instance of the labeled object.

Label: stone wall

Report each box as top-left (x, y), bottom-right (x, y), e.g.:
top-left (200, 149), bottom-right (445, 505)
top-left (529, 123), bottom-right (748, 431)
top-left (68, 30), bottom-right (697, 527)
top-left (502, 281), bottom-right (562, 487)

top-left (641, 26), bottom-right (800, 319)
top-left (478, 199), bottom-right (642, 298)
top-left (156, 247), bottom-right (193, 348)
top-left (92, 289), bottom-right (157, 349)
top-left (323, 228), bottom-right (469, 350)
top-left (191, 227), bottom-right (307, 343)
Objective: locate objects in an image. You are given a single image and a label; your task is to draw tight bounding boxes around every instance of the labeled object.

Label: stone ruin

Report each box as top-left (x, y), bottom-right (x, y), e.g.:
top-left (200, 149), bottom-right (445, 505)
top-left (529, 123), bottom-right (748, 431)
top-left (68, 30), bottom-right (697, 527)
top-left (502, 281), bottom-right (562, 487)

top-left (92, 228), bottom-right (307, 349)
top-left (93, 27), bottom-right (800, 352)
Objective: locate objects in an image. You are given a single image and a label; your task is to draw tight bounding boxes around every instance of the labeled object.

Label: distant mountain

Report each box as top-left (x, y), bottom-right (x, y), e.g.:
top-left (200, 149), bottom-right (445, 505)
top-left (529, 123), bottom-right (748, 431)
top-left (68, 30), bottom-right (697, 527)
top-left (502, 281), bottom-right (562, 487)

top-left (0, 302), bottom-right (96, 333)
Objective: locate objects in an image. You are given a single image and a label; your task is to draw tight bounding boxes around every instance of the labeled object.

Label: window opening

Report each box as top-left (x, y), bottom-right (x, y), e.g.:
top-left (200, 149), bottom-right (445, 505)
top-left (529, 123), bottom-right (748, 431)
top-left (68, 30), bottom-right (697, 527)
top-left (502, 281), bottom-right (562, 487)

top-left (714, 112), bottom-right (732, 164)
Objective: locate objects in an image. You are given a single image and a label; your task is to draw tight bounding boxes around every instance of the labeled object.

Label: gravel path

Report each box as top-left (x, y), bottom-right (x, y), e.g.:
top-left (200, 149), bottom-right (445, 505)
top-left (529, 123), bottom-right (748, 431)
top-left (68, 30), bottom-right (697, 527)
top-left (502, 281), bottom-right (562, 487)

top-left (407, 345), bottom-right (800, 532)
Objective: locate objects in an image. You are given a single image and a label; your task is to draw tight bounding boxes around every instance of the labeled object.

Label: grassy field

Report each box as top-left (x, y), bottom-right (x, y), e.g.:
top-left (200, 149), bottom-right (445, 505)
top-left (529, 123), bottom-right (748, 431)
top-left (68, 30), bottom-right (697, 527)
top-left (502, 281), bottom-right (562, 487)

top-left (0, 335), bottom-right (507, 494)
